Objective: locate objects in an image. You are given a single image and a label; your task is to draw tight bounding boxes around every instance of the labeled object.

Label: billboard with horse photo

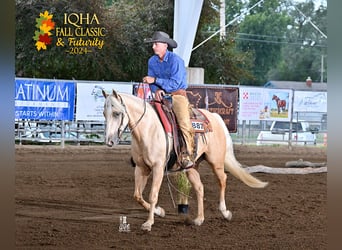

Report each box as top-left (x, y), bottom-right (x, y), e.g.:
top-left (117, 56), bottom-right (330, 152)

top-left (239, 87), bottom-right (292, 121)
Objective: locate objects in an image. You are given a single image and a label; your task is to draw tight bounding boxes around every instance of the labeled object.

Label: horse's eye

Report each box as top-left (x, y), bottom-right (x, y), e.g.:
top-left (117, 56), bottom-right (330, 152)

top-left (113, 111), bottom-right (121, 117)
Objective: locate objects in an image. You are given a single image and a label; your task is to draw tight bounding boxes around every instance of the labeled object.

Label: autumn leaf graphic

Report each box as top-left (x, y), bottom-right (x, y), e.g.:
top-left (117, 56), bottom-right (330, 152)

top-left (35, 41), bottom-right (47, 51)
top-left (42, 19), bottom-right (55, 30)
top-left (40, 23), bottom-right (53, 35)
top-left (35, 16), bottom-right (45, 29)
top-left (33, 30), bottom-right (44, 41)
top-left (33, 10), bottom-right (55, 51)
top-left (39, 33), bottom-right (52, 45)
top-left (40, 10), bottom-right (53, 20)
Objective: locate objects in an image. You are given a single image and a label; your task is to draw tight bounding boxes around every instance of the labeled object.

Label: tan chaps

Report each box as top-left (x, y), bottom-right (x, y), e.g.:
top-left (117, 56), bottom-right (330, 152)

top-left (171, 94), bottom-right (195, 156)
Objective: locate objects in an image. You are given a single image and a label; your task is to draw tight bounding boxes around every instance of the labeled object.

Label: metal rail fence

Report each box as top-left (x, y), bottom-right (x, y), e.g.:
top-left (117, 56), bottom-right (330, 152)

top-left (15, 111), bottom-right (327, 147)
top-left (231, 117), bottom-right (327, 146)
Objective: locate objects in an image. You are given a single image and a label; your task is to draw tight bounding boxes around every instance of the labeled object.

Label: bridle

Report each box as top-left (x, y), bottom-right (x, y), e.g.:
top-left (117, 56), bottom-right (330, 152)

top-left (126, 82), bottom-right (149, 131)
top-left (114, 92), bottom-right (147, 138)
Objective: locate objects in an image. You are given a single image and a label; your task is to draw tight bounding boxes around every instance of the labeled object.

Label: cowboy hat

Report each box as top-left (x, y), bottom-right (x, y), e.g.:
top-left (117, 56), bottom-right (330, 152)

top-left (144, 31), bottom-right (178, 48)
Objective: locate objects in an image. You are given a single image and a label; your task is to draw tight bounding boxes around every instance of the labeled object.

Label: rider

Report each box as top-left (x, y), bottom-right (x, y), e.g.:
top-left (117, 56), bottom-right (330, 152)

top-left (143, 31), bottom-right (195, 168)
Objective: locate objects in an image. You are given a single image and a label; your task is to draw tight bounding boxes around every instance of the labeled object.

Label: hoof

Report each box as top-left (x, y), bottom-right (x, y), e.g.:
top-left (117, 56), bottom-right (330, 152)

top-left (155, 206), bottom-right (165, 217)
top-left (222, 210), bottom-right (232, 221)
top-left (193, 218), bottom-right (204, 226)
top-left (141, 222), bottom-right (152, 231)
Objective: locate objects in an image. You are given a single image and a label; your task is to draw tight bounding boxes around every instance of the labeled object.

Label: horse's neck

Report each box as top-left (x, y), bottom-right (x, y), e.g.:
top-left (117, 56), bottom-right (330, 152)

top-left (123, 95), bottom-right (163, 140)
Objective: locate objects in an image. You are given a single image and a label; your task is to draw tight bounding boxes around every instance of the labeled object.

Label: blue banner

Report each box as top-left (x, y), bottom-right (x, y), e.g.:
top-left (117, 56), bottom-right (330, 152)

top-left (15, 78), bottom-right (75, 120)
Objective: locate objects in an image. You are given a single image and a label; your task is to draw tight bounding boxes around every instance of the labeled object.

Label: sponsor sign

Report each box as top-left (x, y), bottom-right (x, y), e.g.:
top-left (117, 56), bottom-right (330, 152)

top-left (187, 86), bottom-right (238, 132)
top-left (239, 87), bottom-right (292, 121)
top-left (293, 91), bottom-right (327, 112)
top-left (75, 82), bottom-right (132, 121)
top-left (15, 78), bottom-right (75, 120)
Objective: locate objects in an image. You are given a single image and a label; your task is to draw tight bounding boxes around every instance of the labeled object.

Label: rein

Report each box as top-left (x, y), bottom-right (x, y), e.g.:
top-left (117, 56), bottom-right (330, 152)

top-left (118, 92), bottom-right (147, 132)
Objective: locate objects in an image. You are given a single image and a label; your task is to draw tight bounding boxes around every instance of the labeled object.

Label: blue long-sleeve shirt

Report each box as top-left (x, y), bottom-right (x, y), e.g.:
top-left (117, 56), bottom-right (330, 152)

top-left (147, 50), bottom-right (187, 93)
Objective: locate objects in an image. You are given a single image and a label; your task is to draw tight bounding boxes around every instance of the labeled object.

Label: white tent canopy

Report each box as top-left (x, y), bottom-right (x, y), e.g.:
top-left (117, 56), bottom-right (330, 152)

top-left (173, 0), bottom-right (204, 67)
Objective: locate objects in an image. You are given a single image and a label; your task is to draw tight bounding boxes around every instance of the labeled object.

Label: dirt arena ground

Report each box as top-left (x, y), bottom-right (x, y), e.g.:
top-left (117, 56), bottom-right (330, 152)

top-left (15, 144), bottom-right (327, 249)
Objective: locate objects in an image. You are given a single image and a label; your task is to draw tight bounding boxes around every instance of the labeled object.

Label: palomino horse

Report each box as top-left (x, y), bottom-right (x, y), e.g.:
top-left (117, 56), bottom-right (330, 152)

top-left (102, 89), bottom-right (268, 232)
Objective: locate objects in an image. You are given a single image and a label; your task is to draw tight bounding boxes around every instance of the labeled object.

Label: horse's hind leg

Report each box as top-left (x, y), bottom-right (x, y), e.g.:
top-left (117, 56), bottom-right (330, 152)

top-left (186, 168), bottom-right (204, 225)
top-left (212, 164), bottom-right (232, 220)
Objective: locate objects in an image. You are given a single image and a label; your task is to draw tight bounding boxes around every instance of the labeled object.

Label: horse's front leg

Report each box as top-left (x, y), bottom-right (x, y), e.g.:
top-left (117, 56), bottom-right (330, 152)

top-left (186, 168), bottom-right (204, 226)
top-left (133, 165), bottom-right (151, 211)
top-left (141, 166), bottom-right (165, 231)
top-left (134, 165), bottom-right (166, 220)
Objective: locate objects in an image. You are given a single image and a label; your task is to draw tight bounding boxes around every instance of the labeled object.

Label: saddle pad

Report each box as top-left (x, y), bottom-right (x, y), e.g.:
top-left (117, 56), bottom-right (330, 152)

top-left (154, 101), bottom-right (172, 134)
top-left (152, 101), bottom-right (212, 134)
top-left (190, 108), bottom-right (212, 133)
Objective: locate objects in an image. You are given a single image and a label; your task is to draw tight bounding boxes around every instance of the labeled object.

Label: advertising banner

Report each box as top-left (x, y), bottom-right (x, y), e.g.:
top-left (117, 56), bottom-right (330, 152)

top-left (238, 87), bottom-right (264, 121)
top-left (239, 87), bottom-right (292, 121)
top-left (75, 82), bottom-right (132, 121)
top-left (293, 91), bottom-right (327, 112)
top-left (15, 78), bottom-right (75, 120)
top-left (187, 86), bottom-right (238, 132)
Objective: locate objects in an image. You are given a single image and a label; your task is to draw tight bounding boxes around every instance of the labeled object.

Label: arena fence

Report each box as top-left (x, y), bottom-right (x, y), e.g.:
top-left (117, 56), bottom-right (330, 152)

top-left (15, 113), bottom-right (327, 147)
top-left (15, 78), bottom-right (327, 147)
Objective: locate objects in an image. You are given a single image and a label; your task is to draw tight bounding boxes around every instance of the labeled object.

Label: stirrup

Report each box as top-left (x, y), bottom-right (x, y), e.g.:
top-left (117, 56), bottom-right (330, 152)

top-left (181, 155), bottom-right (194, 168)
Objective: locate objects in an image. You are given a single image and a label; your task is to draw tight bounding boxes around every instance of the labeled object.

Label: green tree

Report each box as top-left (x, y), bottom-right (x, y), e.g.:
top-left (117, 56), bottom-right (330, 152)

top-left (15, 0), bottom-right (174, 81)
top-left (15, 0), bottom-right (256, 85)
top-left (235, 0), bottom-right (291, 85)
top-left (268, 0), bottom-right (327, 82)
top-left (190, 0), bottom-right (254, 84)
top-left (105, 0), bottom-right (174, 81)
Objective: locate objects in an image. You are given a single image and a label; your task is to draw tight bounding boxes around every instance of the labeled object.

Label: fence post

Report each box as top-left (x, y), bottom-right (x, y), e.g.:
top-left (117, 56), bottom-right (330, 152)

top-left (61, 120), bottom-right (65, 148)
top-left (242, 120), bottom-right (246, 145)
top-left (288, 89), bottom-right (295, 150)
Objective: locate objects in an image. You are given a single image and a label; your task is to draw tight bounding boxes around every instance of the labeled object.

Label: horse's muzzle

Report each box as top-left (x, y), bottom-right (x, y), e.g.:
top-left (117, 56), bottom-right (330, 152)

top-left (106, 141), bottom-right (114, 147)
top-left (106, 137), bottom-right (120, 147)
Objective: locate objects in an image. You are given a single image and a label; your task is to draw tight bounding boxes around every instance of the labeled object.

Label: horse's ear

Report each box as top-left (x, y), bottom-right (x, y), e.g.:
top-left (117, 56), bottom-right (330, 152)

top-left (112, 89), bottom-right (119, 99)
top-left (102, 89), bottom-right (108, 98)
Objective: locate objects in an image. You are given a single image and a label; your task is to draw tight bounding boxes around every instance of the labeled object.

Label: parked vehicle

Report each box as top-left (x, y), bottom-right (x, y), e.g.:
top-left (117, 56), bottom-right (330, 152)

top-left (256, 120), bottom-right (318, 146)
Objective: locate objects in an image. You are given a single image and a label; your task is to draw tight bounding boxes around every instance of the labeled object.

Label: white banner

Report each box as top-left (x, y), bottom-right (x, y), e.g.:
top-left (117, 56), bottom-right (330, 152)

top-left (239, 87), bottom-right (265, 120)
top-left (75, 82), bottom-right (132, 121)
top-left (239, 87), bottom-right (292, 121)
top-left (293, 91), bottom-right (327, 112)
top-left (173, 0), bottom-right (203, 67)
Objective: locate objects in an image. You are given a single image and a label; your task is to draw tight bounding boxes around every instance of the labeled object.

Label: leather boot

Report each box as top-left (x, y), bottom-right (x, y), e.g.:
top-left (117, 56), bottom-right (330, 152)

top-left (181, 154), bottom-right (194, 168)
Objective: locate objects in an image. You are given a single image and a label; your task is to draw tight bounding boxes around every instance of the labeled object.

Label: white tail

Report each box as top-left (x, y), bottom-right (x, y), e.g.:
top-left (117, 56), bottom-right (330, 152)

top-left (213, 113), bottom-right (268, 188)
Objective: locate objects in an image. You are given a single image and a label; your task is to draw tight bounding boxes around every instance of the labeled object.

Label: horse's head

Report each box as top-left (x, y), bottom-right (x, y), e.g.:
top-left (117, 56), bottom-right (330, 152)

top-left (272, 95), bottom-right (277, 100)
top-left (102, 89), bottom-right (129, 147)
